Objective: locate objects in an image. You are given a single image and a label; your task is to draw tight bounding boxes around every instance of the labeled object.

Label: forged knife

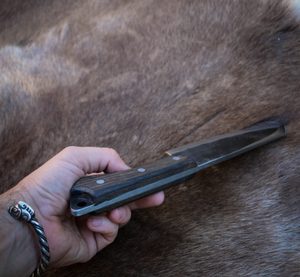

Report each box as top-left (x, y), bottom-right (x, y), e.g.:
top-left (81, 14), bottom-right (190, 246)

top-left (70, 119), bottom-right (286, 216)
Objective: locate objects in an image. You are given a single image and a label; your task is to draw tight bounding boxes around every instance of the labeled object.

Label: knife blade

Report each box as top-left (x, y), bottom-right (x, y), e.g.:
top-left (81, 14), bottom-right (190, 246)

top-left (70, 119), bottom-right (286, 216)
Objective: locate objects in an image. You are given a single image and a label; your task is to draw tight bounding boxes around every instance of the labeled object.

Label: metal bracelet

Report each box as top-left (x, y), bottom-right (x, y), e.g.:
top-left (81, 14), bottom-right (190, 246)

top-left (8, 201), bottom-right (50, 277)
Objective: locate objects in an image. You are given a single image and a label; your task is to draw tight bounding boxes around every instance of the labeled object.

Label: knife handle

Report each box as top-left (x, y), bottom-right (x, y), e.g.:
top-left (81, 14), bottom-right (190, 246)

top-left (70, 155), bottom-right (197, 216)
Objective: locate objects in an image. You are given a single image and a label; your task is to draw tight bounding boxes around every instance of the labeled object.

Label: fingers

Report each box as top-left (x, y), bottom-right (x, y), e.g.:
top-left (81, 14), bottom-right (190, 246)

top-left (128, 191), bottom-right (165, 210)
top-left (85, 194), bottom-right (164, 253)
top-left (108, 206), bottom-right (131, 226)
top-left (86, 206), bottom-right (132, 251)
top-left (58, 146), bottom-right (130, 174)
top-left (87, 191), bottom-right (164, 231)
top-left (87, 215), bottom-right (119, 244)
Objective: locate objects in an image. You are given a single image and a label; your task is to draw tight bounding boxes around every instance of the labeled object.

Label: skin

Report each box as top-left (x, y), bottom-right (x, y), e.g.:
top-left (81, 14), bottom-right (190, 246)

top-left (0, 147), bottom-right (164, 277)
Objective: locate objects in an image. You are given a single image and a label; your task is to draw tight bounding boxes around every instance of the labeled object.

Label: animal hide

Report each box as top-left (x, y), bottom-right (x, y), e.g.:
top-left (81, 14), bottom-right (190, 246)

top-left (0, 0), bottom-right (299, 276)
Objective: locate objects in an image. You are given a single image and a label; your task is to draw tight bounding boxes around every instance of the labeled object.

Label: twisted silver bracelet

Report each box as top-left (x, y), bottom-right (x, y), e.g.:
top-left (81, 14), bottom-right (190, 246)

top-left (8, 201), bottom-right (50, 277)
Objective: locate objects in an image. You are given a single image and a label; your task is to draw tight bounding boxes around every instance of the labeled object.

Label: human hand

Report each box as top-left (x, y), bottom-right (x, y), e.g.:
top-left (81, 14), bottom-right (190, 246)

top-left (7, 147), bottom-right (164, 268)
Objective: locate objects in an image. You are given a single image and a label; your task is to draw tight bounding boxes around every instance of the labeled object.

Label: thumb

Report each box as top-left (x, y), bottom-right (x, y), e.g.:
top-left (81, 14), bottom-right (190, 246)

top-left (23, 147), bottom-right (129, 197)
top-left (57, 146), bottom-right (130, 175)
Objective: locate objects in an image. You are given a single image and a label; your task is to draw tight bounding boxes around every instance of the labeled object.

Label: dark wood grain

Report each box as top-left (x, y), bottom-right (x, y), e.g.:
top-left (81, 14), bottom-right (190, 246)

top-left (71, 155), bottom-right (197, 211)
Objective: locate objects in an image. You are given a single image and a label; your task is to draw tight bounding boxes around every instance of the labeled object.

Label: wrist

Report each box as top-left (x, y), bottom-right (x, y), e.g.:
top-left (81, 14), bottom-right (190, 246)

top-left (0, 188), bottom-right (39, 277)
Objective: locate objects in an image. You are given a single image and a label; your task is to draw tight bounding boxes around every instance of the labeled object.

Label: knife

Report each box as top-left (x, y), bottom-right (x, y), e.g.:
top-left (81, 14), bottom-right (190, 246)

top-left (70, 119), bottom-right (286, 217)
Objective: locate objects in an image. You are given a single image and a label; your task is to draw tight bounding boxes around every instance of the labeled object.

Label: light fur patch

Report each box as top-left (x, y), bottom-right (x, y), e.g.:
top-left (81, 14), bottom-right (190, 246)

top-left (288, 0), bottom-right (300, 19)
top-left (0, 24), bottom-right (87, 97)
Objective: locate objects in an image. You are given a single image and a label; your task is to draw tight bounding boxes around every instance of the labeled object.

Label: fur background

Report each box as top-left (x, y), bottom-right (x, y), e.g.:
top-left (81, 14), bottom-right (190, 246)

top-left (0, 0), bottom-right (299, 276)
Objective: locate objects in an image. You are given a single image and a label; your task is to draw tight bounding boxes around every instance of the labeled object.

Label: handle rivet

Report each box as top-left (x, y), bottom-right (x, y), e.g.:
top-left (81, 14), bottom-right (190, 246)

top-left (137, 168), bottom-right (146, 173)
top-left (96, 179), bottom-right (105, 184)
top-left (172, 156), bottom-right (181, 160)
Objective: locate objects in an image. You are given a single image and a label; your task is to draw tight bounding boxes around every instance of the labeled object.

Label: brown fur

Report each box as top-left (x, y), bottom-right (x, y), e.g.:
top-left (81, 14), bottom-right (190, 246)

top-left (0, 0), bottom-right (299, 276)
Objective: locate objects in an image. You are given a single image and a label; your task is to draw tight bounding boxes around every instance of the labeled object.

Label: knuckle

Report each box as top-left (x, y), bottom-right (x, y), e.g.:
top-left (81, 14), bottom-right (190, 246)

top-left (62, 146), bottom-right (79, 156)
top-left (105, 147), bottom-right (119, 158)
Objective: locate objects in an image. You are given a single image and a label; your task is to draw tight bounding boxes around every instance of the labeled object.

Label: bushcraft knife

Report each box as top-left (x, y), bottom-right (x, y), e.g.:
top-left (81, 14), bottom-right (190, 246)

top-left (70, 119), bottom-right (286, 217)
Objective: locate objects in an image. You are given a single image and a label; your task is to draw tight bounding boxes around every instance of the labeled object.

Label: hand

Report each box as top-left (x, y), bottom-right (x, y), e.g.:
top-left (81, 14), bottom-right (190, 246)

top-left (9, 147), bottom-right (164, 267)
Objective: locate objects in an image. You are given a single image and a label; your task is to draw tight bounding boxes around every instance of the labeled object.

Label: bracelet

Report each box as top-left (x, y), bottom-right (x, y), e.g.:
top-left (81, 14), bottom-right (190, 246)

top-left (8, 201), bottom-right (50, 277)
